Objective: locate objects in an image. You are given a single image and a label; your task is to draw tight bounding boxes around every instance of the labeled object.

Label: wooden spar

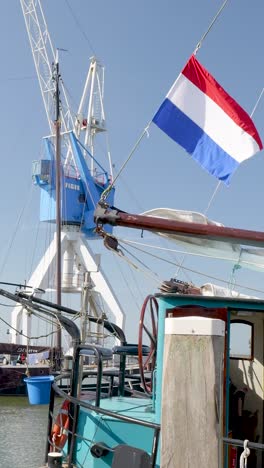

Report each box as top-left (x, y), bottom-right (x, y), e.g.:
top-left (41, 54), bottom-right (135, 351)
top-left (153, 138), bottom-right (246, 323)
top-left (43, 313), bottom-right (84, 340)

top-left (94, 203), bottom-right (264, 247)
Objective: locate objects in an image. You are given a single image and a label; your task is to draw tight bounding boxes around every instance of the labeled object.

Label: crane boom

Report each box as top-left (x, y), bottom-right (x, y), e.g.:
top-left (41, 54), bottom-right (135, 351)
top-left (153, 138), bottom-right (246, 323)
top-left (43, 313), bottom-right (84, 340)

top-left (20, 0), bottom-right (74, 135)
top-left (11, 1), bottom-right (125, 349)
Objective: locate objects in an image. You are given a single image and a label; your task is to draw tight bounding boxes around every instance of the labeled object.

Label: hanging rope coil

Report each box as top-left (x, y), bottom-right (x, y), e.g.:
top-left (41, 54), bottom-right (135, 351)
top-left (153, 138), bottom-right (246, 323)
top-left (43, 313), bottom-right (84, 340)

top-left (240, 440), bottom-right (250, 468)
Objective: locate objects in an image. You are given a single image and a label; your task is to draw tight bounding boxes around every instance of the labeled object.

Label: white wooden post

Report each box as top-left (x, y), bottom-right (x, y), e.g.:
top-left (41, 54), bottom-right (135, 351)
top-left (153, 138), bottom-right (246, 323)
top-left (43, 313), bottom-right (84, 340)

top-left (161, 316), bottom-right (225, 468)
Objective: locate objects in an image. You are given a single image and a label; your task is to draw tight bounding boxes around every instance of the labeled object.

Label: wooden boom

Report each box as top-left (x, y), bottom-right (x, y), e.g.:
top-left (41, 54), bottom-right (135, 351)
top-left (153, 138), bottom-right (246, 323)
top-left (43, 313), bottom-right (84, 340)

top-left (94, 202), bottom-right (264, 248)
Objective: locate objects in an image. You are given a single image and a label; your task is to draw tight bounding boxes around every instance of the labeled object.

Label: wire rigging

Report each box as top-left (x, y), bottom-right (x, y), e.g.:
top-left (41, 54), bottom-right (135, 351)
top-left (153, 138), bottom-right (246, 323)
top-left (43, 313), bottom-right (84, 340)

top-left (101, 123), bottom-right (151, 201)
top-left (100, 1), bottom-right (230, 202)
top-left (0, 179), bottom-right (34, 279)
top-left (194, 0), bottom-right (229, 55)
top-left (64, 0), bottom-right (97, 57)
top-left (117, 237), bottom-right (264, 296)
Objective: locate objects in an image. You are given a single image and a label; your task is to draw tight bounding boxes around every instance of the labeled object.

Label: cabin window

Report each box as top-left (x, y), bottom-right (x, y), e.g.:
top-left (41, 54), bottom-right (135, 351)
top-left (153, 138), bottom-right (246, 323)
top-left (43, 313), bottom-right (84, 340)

top-left (78, 193), bottom-right (85, 203)
top-left (230, 320), bottom-right (254, 360)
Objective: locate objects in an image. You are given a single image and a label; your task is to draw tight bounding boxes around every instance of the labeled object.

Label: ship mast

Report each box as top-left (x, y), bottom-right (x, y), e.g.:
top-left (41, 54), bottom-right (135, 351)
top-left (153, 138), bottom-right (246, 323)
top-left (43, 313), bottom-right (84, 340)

top-left (54, 56), bottom-right (62, 357)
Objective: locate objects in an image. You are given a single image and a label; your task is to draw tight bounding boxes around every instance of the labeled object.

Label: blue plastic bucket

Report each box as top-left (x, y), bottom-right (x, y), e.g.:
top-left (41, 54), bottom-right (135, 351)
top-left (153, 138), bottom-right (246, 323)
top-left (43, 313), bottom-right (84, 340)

top-left (24, 375), bottom-right (54, 405)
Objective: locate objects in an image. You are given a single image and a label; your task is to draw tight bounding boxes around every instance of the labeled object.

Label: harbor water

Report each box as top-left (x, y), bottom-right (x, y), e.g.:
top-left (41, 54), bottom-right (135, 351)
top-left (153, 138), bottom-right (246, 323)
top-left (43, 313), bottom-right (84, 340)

top-left (0, 396), bottom-right (48, 468)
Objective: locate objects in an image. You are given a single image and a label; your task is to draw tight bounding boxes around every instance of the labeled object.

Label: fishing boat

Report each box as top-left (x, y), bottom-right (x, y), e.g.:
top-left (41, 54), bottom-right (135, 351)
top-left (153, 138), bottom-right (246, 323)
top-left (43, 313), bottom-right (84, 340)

top-left (1, 1), bottom-right (264, 466)
top-left (17, 1), bottom-right (264, 466)
top-left (0, 340), bottom-right (52, 395)
top-left (3, 205), bottom-right (264, 468)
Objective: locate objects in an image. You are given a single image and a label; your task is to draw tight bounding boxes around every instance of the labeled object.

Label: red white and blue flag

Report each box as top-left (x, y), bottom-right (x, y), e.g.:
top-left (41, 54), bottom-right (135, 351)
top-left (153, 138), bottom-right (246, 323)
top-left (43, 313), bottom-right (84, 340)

top-left (153, 55), bottom-right (263, 184)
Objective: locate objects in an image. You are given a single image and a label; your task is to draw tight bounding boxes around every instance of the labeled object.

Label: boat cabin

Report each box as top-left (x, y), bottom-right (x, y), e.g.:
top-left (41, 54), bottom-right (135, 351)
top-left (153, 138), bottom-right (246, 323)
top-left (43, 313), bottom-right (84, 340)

top-left (42, 291), bottom-right (264, 468)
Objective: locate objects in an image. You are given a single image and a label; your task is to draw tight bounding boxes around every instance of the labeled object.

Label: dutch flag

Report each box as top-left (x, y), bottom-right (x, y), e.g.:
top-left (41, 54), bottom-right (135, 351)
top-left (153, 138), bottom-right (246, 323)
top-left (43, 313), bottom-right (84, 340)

top-left (153, 55), bottom-right (263, 185)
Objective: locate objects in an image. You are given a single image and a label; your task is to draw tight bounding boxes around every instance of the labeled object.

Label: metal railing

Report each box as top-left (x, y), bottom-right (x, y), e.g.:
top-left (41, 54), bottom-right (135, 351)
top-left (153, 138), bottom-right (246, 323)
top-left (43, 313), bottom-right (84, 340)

top-left (46, 345), bottom-right (160, 468)
top-left (223, 437), bottom-right (264, 467)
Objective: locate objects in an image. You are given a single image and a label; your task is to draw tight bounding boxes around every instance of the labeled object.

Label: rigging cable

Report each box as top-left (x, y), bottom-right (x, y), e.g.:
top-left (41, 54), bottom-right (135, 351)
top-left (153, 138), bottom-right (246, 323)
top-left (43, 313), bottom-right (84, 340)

top-left (100, 1), bottom-right (230, 202)
top-left (106, 237), bottom-right (162, 285)
top-left (118, 238), bottom-right (264, 296)
top-left (64, 0), bottom-right (97, 57)
top-left (120, 237), bottom-right (264, 273)
top-left (111, 170), bottom-right (194, 285)
top-left (194, 0), bottom-right (229, 55)
top-left (0, 314), bottom-right (59, 342)
top-left (112, 251), bottom-right (151, 311)
top-left (0, 75), bottom-right (35, 82)
top-left (28, 219), bottom-right (41, 279)
top-left (0, 181), bottom-right (34, 279)
top-left (121, 244), bottom-right (159, 276)
top-left (0, 302), bottom-right (20, 308)
top-left (101, 122), bottom-right (151, 201)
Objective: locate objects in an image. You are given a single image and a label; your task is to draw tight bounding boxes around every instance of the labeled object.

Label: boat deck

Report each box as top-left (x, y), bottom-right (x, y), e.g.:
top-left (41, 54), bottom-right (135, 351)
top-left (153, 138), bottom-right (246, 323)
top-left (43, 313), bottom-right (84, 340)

top-left (76, 396), bottom-right (157, 466)
top-left (82, 395), bottom-right (155, 421)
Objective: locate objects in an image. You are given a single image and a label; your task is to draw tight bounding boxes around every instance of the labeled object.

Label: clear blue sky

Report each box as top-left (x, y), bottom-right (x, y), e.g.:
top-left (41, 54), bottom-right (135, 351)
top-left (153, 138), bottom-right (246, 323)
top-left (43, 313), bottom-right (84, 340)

top-left (0, 0), bottom-right (264, 343)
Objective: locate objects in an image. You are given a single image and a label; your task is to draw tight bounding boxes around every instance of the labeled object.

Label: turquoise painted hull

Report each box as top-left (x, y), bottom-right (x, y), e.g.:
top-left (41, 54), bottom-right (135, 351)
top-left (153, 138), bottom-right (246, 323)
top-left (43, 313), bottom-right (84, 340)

top-left (74, 397), bottom-right (159, 467)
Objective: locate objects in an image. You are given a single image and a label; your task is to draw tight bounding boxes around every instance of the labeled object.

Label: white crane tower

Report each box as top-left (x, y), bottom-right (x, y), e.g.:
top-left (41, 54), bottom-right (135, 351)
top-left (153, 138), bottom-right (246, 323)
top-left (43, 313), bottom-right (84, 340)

top-left (11, 0), bottom-right (125, 345)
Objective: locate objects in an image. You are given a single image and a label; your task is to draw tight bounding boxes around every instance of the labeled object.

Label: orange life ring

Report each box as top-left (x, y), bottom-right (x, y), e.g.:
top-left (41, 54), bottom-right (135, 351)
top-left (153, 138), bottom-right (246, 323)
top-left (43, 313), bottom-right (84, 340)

top-left (51, 399), bottom-right (70, 450)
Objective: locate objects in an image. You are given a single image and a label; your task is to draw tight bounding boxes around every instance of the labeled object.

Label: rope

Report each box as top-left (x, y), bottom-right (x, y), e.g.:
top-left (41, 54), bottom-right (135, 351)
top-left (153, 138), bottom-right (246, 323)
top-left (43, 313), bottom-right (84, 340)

top-left (240, 440), bottom-right (250, 468)
top-left (101, 122), bottom-right (151, 201)
top-left (250, 87), bottom-right (264, 118)
top-left (121, 244), bottom-right (157, 275)
top-left (228, 250), bottom-right (242, 292)
top-left (204, 181), bottom-right (221, 215)
top-left (112, 254), bottom-right (144, 310)
top-left (117, 238), bottom-right (264, 295)
top-left (121, 238), bottom-right (193, 282)
top-left (194, 0), bottom-right (229, 54)
top-left (111, 243), bottom-right (161, 285)
top-left (25, 338), bottom-right (31, 376)
top-left (0, 309), bottom-right (61, 341)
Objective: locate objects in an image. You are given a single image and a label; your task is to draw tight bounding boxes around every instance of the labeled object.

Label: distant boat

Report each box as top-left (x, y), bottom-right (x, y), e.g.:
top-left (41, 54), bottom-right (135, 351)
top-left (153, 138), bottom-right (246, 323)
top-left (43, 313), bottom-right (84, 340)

top-left (0, 342), bottom-right (51, 395)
